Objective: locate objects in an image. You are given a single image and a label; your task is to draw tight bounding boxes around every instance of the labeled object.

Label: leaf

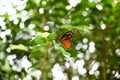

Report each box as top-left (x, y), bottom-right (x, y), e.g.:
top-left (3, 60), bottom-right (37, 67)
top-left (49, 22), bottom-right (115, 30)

top-left (33, 36), bottom-right (46, 44)
top-left (38, 32), bottom-right (50, 38)
top-left (59, 47), bottom-right (71, 57)
top-left (30, 46), bottom-right (44, 59)
top-left (60, 24), bottom-right (74, 29)
top-left (32, 32), bottom-right (50, 44)
top-left (75, 25), bottom-right (91, 34)
top-left (60, 24), bottom-right (91, 34)
top-left (11, 44), bottom-right (27, 51)
top-left (48, 33), bottom-right (57, 40)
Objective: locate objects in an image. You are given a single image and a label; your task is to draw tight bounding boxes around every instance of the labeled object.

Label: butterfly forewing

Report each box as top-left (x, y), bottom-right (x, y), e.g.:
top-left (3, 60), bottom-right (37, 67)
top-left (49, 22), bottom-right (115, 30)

top-left (60, 30), bottom-right (75, 49)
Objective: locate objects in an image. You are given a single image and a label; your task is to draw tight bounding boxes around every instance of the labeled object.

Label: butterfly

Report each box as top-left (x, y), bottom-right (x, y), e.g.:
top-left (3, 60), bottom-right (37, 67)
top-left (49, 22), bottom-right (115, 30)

top-left (60, 30), bottom-right (75, 49)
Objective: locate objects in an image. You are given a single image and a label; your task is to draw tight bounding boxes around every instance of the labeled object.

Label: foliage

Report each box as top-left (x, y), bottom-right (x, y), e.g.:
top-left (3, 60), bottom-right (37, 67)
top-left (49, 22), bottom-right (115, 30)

top-left (0, 0), bottom-right (120, 80)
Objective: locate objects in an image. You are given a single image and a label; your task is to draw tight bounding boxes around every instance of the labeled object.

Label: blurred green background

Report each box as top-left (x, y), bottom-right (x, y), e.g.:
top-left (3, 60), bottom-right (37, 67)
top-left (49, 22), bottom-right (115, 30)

top-left (0, 0), bottom-right (120, 80)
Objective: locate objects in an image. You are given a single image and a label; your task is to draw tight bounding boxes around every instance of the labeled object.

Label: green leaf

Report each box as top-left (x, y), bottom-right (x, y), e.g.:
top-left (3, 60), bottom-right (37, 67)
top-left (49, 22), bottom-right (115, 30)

top-left (75, 25), bottom-right (91, 34)
top-left (40, 32), bottom-right (50, 38)
top-left (59, 47), bottom-right (71, 57)
top-left (33, 36), bottom-right (46, 44)
top-left (60, 24), bottom-right (74, 29)
top-left (30, 45), bottom-right (49, 59)
top-left (48, 33), bottom-right (57, 40)
top-left (11, 44), bottom-right (27, 51)
top-left (30, 46), bottom-right (44, 59)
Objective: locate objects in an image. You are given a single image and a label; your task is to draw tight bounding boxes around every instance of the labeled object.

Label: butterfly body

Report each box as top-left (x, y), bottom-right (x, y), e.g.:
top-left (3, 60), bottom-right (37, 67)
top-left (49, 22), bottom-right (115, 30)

top-left (60, 30), bottom-right (75, 49)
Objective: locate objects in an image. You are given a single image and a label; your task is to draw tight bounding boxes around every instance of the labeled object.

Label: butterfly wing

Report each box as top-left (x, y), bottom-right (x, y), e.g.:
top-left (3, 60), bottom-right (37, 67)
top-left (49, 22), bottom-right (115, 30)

top-left (60, 30), bottom-right (75, 49)
top-left (61, 37), bottom-right (72, 49)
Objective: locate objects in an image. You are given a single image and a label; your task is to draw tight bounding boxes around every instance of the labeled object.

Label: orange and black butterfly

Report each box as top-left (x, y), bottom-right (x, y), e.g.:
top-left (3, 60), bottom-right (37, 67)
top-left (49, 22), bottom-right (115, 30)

top-left (60, 30), bottom-right (75, 49)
